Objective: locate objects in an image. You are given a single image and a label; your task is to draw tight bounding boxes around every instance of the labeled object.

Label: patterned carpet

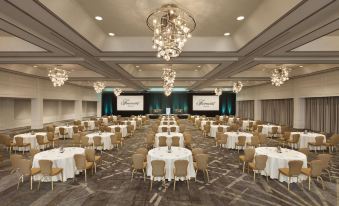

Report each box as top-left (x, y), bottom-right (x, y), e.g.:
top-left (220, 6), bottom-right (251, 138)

top-left (0, 119), bottom-right (338, 206)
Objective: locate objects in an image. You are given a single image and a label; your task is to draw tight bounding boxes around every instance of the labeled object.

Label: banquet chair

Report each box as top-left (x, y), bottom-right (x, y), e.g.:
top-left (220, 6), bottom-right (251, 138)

top-left (81, 136), bottom-right (93, 148)
top-left (169, 122), bottom-right (175, 125)
top-left (161, 127), bottom-right (168, 132)
top-left (14, 136), bottom-right (31, 154)
top-left (239, 148), bottom-right (255, 173)
top-left (308, 136), bottom-right (325, 153)
top-left (173, 160), bottom-right (189, 191)
top-left (278, 132), bottom-right (291, 148)
top-left (184, 133), bottom-right (192, 149)
top-left (217, 126), bottom-right (224, 133)
top-left (179, 125), bottom-right (186, 133)
top-left (110, 134), bottom-right (121, 149)
top-left (278, 160), bottom-right (303, 191)
top-left (84, 122), bottom-right (90, 131)
top-left (203, 125), bottom-right (211, 138)
top-left (99, 126), bottom-right (105, 133)
top-left (47, 132), bottom-right (59, 148)
top-left (10, 154), bottom-right (23, 174)
top-left (170, 127), bottom-right (177, 132)
top-left (146, 134), bottom-right (155, 149)
top-left (316, 154), bottom-right (332, 181)
top-left (251, 124), bottom-right (258, 132)
top-left (288, 133), bottom-right (300, 149)
top-left (16, 159), bottom-right (40, 190)
top-left (29, 149), bottom-right (40, 160)
top-left (235, 136), bottom-right (246, 153)
top-left (38, 160), bottom-right (63, 191)
top-left (217, 133), bottom-right (228, 149)
top-left (59, 127), bottom-right (67, 140)
top-left (47, 126), bottom-right (54, 133)
top-left (74, 154), bottom-right (93, 183)
top-left (36, 135), bottom-right (50, 150)
top-left (172, 136), bottom-right (180, 147)
top-left (268, 126), bottom-right (279, 139)
top-left (192, 148), bottom-right (204, 162)
top-left (127, 121), bottom-right (132, 126)
top-left (247, 135), bottom-right (260, 148)
top-left (93, 136), bottom-right (104, 153)
top-left (135, 147), bottom-right (148, 161)
top-left (114, 127), bottom-right (121, 133)
top-left (226, 127), bottom-right (232, 132)
top-left (298, 148), bottom-right (310, 162)
top-left (247, 122), bottom-right (254, 131)
top-left (215, 132), bottom-right (223, 146)
top-left (85, 148), bottom-right (101, 173)
top-left (72, 134), bottom-right (82, 147)
top-left (115, 132), bottom-right (124, 146)
top-left (257, 125), bottom-right (263, 133)
top-left (194, 154), bottom-right (209, 183)
top-left (301, 160), bottom-right (325, 190)
top-left (131, 154), bottom-right (146, 182)
top-left (127, 125), bottom-right (134, 137)
top-left (325, 134), bottom-right (339, 153)
top-left (249, 155), bottom-right (268, 182)
top-left (259, 134), bottom-right (268, 146)
top-left (150, 160), bottom-right (166, 191)
top-left (72, 126), bottom-right (79, 134)
top-left (158, 136), bottom-right (167, 147)
top-left (195, 120), bottom-right (201, 129)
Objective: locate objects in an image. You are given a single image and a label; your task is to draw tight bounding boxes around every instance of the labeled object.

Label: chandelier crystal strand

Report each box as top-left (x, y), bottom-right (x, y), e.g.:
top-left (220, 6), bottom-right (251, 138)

top-left (271, 65), bottom-right (290, 86)
top-left (147, 4), bottom-right (196, 61)
top-left (113, 88), bottom-right (123, 96)
top-left (232, 81), bottom-right (243, 93)
top-left (93, 82), bottom-right (105, 93)
top-left (48, 67), bottom-right (69, 87)
top-left (215, 88), bottom-right (223, 96)
top-left (161, 66), bottom-right (176, 96)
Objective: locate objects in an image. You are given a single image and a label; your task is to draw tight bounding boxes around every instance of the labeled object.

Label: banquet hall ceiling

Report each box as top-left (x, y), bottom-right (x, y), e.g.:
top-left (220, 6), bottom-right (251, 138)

top-left (1, 0), bottom-right (339, 91)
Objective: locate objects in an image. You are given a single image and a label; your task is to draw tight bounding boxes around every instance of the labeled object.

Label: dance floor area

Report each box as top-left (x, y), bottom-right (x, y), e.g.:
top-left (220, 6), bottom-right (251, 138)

top-left (0, 119), bottom-right (337, 206)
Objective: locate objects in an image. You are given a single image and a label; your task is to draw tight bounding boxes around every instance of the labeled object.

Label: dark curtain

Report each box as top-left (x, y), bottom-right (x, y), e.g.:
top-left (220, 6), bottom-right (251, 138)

top-left (305, 96), bottom-right (339, 134)
top-left (261, 99), bottom-right (293, 127)
top-left (236, 100), bottom-right (254, 119)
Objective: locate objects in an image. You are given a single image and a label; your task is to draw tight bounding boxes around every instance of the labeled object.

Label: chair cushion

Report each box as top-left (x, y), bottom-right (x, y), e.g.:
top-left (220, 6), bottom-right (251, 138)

top-left (301, 168), bottom-right (311, 176)
top-left (278, 168), bottom-right (289, 176)
top-left (86, 161), bottom-right (94, 169)
top-left (248, 162), bottom-right (255, 169)
top-left (31, 168), bottom-right (41, 175)
top-left (51, 168), bottom-right (63, 175)
top-left (239, 155), bottom-right (245, 161)
top-left (95, 156), bottom-right (101, 161)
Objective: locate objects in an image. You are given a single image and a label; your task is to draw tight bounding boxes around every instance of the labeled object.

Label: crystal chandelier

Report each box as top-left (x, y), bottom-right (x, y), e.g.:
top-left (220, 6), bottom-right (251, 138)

top-left (113, 88), bottom-right (123, 96)
top-left (232, 81), bottom-right (243, 93)
top-left (271, 65), bottom-right (290, 86)
top-left (215, 88), bottom-right (223, 96)
top-left (162, 66), bottom-right (176, 96)
top-left (147, 4), bottom-right (196, 61)
top-left (48, 67), bottom-right (69, 87)
top-left (93, 82), bottom-right (105, 93)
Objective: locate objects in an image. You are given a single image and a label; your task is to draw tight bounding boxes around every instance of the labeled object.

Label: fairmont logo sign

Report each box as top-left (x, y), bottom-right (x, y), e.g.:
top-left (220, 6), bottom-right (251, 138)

top-left (195, 99), bottom-right (216, 107)
top-left (121, 99), bottom-right (140, 106)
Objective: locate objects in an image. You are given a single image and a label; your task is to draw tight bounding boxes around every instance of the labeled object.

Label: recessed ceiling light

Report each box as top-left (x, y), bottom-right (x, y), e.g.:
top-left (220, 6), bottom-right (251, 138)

top-left (136, 65), bottom-right (140, 68)
top-left (95, 16), bottom-right (103, 21)
top-left (236, 16), bottom-right (245, 21)
top-left (299, 65), bottom-right (303, 68)
top-left (197, 65), bottom-right (201, 68)
top-left (194, 69), bottom-right (198, 71)
top-left (138, 69), bottom-right (142, 72)
top-left (224, 32), bottom-right (231, 36)
top-left (33, 65), bottom-right (38, 68)
top-left (108, 32), bottom-right (115, 36)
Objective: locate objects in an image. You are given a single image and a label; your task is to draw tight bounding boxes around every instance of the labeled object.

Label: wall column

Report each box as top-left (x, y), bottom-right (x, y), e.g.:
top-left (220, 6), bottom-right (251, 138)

top-left (293, 98), bottom-right (305, 129)
top-left (254, 100), bottom-right (262, 120)
top-left (31, 98), bottom-right (43, 129)
top-left (96, 94), bottom-right (102, 117)
top-left (74, 100), bottom-right (83, 120)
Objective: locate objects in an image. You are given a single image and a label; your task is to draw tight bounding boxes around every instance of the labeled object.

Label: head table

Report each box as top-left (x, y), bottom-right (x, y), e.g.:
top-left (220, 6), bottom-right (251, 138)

top-left (147, 147), bottom-right (195, 181)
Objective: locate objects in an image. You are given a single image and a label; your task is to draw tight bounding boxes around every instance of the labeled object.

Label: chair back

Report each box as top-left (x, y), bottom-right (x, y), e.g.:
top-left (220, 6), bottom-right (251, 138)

top-left (271, 126), bottom-right (278, 134)
top-left (220, 133), bottom-right (228, 143)
top-left (104, 126), bottom-right (111, 132)
top-left (110, 134), bottom-right (119, 144)
top-left (315, 136), bottom-right (324, 145)
top-left (237, 136), bottom-right (246, 145)
top-left (10, 154), bottom-right (23, 171)
top-left (172, 136), bottom-right (180, 146)
top-left (93, 136), bottom-right (102, 146)
top-left (114, 127), bottom-right (121, 133)
top-left (73, 134), bottom-right (81, 144)
top-left (196, 154), bottom-right (209, 170)
top-left (146, 134), bottom-right (154, 144)
top-left (288, 160), bottom-right (303, 176)
top-left (151, 160), bottom-right (165, 177)
top-left (254, 155), bottom-right (268, 170)
top-left (127, 125), bottom-right (133, 133)
top-left (310, 160), bottom-right (323, 177)
top-left (59, 127), bottom-right (65, 135)
top-left (259, 134), bottom-right (267, 144)
top-left (161, 127), bottom-right (168, 132)
top-left (174, 160), bottom-right (188, 177)
top-left (135, 148), bottom-right (148, 157)
top-left (30, 149), bottom-right (40, 158)
top-left (115, 132), bottom-right (122, 141)
top-left (18, 159), bottom-right (33, 176)
top-left (85, 148), bottom-right (96, 162)
top-left (244, 148), bottom-right (255, 162)
top-left (74, 154), bottom-right (86, 170)
top-left (257, 125), bottom-right (263, 133)
top-left (184, 133), bottom-right (192, 144)
top-left (81, 136), bottom-right (90, 145)
top-left (39, 160), bottom-right (53, 175)
top-left (292, 134), bottom-right (300, 142)
top-left (217, 127), bottom-right (224, 132)
top-left (15, 136), bottom-right (24, 146)
top-left (132, 154), bottom-right (145, 169)
top-left (215, 132), bottom-right (223, 141)
top-left (283, 132), bottom-right (291, 140)
top-left (204, 124), bottom-right (210, 132)
top-left (316, 154), bottom-right (331, 169)
top-left (73, 126), bottom-right (79, 134)
top-left (298, 148), bottom-right (310, 157)
top-left (251, 135), bottom-right (260, 146)
top-left (170, 127), bottom-right (176, 132)
top-left (36, 135), bottom-right (45, 144)
top-left (47, 126), bottom-right (54, 133)
top-left (99, 126), bottom-right (105, 132)
top-left (159, 136), bottom-right (167, 146)
top-left (179, 125), bottom-right (186, 133)
top-left (192, 148), bottom-right (204, 161)
top-left (47, 132), bottom-right (55, 141)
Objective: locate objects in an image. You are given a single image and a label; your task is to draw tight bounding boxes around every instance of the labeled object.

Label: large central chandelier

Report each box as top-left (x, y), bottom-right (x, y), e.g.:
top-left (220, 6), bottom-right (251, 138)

top-left (162, 66), bottom-right (176, 96)
top-left (147, 4), bottom-right (196, 61)
top-left (113, 88), bottom-right (123, 96)
top-left (271, 65), bottom-right (290, 86)
top-left (48, 67), bottom-right (69, 87)
top-left (233, 81), bottom-right (243, 93)
top-left (215, 88), bottom-right (223, 96)
top-left (93, 82), bottom-right (105, 93)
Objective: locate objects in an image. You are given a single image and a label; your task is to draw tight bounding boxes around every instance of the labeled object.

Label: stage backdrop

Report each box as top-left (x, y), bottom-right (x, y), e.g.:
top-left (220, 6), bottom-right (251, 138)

top-left (102, 91), bottom-right (235, 116)
top-left (192, 95), bottom-right (219, 111)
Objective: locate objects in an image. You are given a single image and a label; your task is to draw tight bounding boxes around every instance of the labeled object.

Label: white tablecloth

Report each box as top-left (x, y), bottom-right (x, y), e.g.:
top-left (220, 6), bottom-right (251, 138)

top-left (55, 126), bottom-right (74, 138)
top-left (86, 132), bottom-right (114, 150)
top-left (158, 125), bottom-right (180, 133)
top-left (194, 117), bottom-right (205, 124)
top-left (154, 132), bottom-right (184, 147)
top-left (200, 120), bottom-right (215, 130)
top-left (13, 132), bottom-right (47, 151)
top-left (81, 120), bottom-right (95, 130)
top-left (108, 125), bottom-right (128, 137)
top-left (259, 125), bottom-right (281, 136)
top-left (147, 147), bottom-right (196, 181)
top-left (224, 132), bottom-right (253, 149)
top-left (210, 125), bottom-right (229, 138)
top-left (123, 120), bottom-right (136, 130)
top-left (242, 120), bottom-right (256, 130)
top-left (33, 147), bottom-right (85, 182)
top-left (255, 147), bottom-right (307, 183)
top-left (290, 132), bottom-right (326, 150)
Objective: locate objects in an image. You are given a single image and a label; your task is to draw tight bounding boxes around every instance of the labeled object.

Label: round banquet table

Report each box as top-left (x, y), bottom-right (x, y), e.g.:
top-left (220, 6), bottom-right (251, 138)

top-left (32, 147), bottom-right (85, 182)
top-left (242, 120), bottom-right (256, 130)
top-left (290, 132), bottom-right (326, 150)
top-left (158, 125), bottom-right (180, 133)
top-left (86, 132), bottom-right (114, 150)
top-left (123, 120), bottom-right (136, 130)
top-left (224, 132), bottom-right (253, 149)
top-left (255, 147), bottom-right (307, 183)
top-left (108, 125), bottom-right (128, 137)
top-left (13, 132), bottom-right (47, 151)
top-left (200, 120), bottom-right (215, 130)
top-left (55, 126), bottom-right (74, 138)
top-left (154, 132), bottom-right (184, 147)
top-left (147, 147), bottom-right (196, 181)
top-left (210, 125), bottom-right (229, 138)
top-left (81, 120), bottom-right (95, 130)
top-left (259, 124), bottom-right (281, 136)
